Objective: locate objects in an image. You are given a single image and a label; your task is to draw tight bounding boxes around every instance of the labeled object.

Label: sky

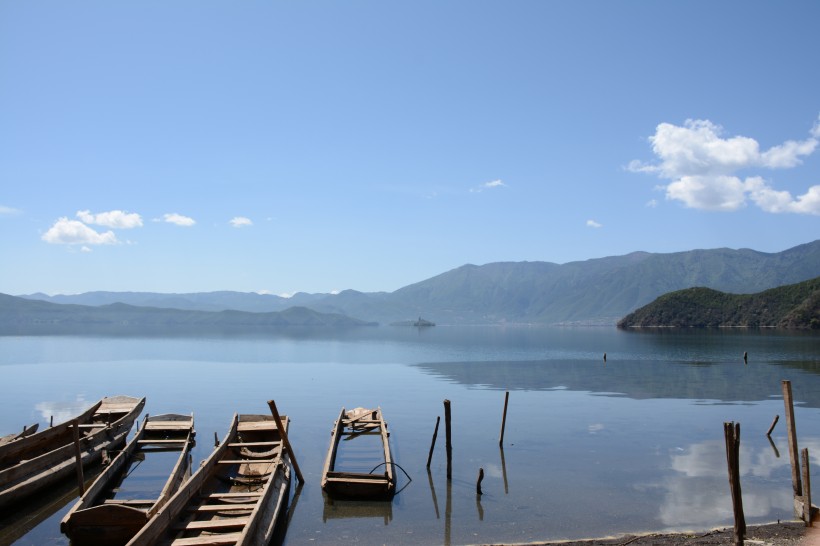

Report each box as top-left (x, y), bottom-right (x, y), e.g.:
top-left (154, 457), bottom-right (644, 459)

top-left (1, 1), bottom-right (818, 296)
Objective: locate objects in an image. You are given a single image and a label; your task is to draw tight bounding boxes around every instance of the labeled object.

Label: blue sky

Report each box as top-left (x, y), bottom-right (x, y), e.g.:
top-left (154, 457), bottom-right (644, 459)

top-left (1, 1), bottom-right (818, 296)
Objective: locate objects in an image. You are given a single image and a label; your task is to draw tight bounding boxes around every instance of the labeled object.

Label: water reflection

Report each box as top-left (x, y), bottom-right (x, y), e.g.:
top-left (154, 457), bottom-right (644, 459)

top-left (414, 359), bottom-right (820, 408)
top-left (655, 436), bottom-right (820, 528)
top-left (34, 396), bottom-right (93, 426)
top-left (322, 493), bottom-right (393, 525)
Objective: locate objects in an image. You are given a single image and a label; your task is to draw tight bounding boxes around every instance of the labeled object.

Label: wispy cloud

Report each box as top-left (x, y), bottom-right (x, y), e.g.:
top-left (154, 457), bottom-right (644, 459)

top-left (159, 213), bottom-right (196, 226)
top-left (76, 209), bottom-right (143, 229)
top-left (0, 205), bottom-right (22, 216)
top-left (41, 218), bottom-right (118, 245)
top-left (470, 179), bottom-right (507, 193)
top-left (586, 219), bottom-right (603, 228)
top-left (229, 216), bottom-right (253, 228)
top-left (629, 116), bottom-right (820, 214)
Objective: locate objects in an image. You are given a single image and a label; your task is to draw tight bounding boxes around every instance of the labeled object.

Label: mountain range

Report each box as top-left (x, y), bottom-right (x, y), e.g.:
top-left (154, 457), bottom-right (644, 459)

top-left (17, 239), bottom-right (820, 326)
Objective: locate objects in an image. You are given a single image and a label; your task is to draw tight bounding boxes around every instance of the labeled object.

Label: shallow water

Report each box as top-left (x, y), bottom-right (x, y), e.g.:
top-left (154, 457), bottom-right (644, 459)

top-left (0, 326), bottom-right (818, 545)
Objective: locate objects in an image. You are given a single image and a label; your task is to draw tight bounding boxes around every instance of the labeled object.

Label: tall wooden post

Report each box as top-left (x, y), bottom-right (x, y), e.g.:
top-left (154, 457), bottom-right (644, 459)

top-left (782, 380), bottom-right (802, 497)
top-left (802, 448), bottom-right (812, 526)
top-left (724, 421), bottom-right (746, 546)
top-left (444, 399), bottom-right (452, 480)
top-left (72, 420), bottom-right (85, 495)
top-left (499, 391), bottom-right (510, 447)
top-left (267, 400), bottom-right (305, 484)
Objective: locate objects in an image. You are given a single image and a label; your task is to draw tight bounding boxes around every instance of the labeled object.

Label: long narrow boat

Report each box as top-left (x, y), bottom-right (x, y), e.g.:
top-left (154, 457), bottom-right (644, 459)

top-left (321, 407), bottom-right (395, 500)
top-left (126, 411), bottom-right (292, 546)
top-left (0, 424), bottom-right (39, 446)
top-left (61, 413), bottom-right (196, 546)
top-left (0, 395), bottom-right (145, 510)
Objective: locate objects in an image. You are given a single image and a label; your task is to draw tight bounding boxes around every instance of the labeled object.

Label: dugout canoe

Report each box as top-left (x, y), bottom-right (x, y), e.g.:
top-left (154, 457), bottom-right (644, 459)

top-left (320, 407), bottom-right (395, 500)
top-left (0, 424), bottom-right (39, 446)
top-left (61, 413), bottom-right (196, 546)
top-left (0, 395), bottom-right (145, 510)
top-left (126, 411), bottom-right (291, 546)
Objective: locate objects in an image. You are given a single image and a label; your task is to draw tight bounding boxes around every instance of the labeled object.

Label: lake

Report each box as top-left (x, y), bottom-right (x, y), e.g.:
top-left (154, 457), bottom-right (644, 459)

top-left (1, 326), bottom-right (819, 545)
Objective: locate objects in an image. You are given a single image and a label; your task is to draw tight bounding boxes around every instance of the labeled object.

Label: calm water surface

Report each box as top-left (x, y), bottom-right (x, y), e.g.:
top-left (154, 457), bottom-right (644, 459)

top-left (1, 326), bottom-right (819, 545)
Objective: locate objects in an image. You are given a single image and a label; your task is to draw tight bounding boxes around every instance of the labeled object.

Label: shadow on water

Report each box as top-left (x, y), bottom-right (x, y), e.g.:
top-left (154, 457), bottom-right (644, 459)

top-left (322, 492), bottom-right (393, 526)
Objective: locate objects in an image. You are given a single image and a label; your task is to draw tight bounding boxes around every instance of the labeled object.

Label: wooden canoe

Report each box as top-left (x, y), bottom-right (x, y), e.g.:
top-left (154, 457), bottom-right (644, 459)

top-left (0, 395), bottom-right (145, 510)
top-left (61, 413), bottom-right (196, 546)
top-left (126, 412), bottom-right (292, 546)
top-left (0, 424), bottom-right (39, 446)
top-left (320, 407), bottom-right (395, 500)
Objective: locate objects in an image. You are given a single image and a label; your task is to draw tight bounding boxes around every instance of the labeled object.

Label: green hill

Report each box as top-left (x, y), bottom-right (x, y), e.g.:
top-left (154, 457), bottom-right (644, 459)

top-left (617, 277), bottom-right (820, 329)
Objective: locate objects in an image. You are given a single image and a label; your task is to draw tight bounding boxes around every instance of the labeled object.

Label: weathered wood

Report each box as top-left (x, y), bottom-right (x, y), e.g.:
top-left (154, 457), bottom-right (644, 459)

top-left (321, 406), bottom-right (394, 499)
top-left (802, 448), bottom-right (812, 526)
top-left (267, 399), bottom-right (304, 485)
top-left (61, 413), bottom-right (196, 545)
top-left (126, 410), bottom-right (292, 546)
top-left (476, 467), bottom-right (484, 495)
top-left (724, 421), bottom-right (746, 546)
top-left (783, 380), bottom-right (803, 497)
top-left (499, 391), bottom-right (510, 447)
top-left (71, 420), bottom-right (85, 496)
top-left (767, 414), bottom-right (780, 437)
top-left (426, 416), bottom-right (440, 469)
top-left (444, 399), bottom-right (453, 480)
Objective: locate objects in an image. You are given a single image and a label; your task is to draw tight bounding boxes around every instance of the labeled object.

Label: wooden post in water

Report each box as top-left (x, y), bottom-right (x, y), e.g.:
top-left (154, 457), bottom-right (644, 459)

top-left (427, 416), bottom-right (440, 469)
top-left (767, 415), bottom-right (779, 437)
top-left (476, 467), bottom-right (484, 495)
top-left (72, 420), bottom-right (85, 496)
top-left (499, 391), bottom-right (510, 447)
top-left (444, 399), bottom-right (452, 480)
top-left (782, 380), bottom-right (803, 498)
top-left (267, 400), bottom-right (305, 484)
top-left (214, 431), bottom-right (219, 447)
top-left (802, 448), bottom-right (812, 526)
top-left (724, 421), bottom-right (746, 546)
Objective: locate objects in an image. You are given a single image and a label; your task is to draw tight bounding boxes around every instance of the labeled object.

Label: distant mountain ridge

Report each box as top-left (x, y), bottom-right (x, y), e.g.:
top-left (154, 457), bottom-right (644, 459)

top-left (0, 293), bottom-right (375, 334)
top-left (19, 240), bottom-right (820, 325)
top-left (617, 276), bottom-right (820, 329)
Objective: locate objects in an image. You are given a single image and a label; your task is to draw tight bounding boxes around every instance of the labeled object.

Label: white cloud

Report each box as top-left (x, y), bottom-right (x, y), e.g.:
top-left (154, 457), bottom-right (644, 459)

top-left (586, 219), bottom-right (603, 228)
top-left (646, 199), bottom-right (658, 208)
top-left (0, 205), bottom-right (22, 216)
top-left (631, 116), bottom-right (820, 215)
top-left (81, 246), bottom-right (92, 253)
top-left (470, 179), bottom-right (506, 193)
top-left (160, 213), bottom-right (196, 226)
top-left (42, 218), bottom-right (118, 245)
top-left (76, 209), bottom-right (143, 229)
top-left (229, 216), bottom-right (253, 228)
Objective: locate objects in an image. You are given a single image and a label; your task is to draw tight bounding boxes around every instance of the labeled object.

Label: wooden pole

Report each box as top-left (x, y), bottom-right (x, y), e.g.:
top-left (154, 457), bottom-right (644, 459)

top-left (267, 400), bottom-right (305, 484)
top-left (476, 467), bottom-right (484, 495)
top-left (802, 448), bottom-right (812, 526)
top-left (427, 416), bottom-right (440, 469)
top-left (782, 380), bottom-right (803, 497)
top-left (724, 421), bottom-right (746, 546)
top-left (444, 399), bottom-right (452, 481)
top-left (214, 431), bottom-right (219, 447)
top-left (766, 415), bottom-right (779, 437)
top-left (72, 420), bottom-right (85, 496)
top-left (499, 391), bottom-right (510, 447)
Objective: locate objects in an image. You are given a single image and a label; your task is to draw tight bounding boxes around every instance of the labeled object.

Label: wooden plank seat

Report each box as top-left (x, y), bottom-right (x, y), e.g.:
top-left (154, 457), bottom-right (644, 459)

top-left (102, 498), bottom-right (156, 506)
top-left (204, 492), bottom-right (263, 499)
top-left (325, 471), bottom-right (389, 481)
top-left (173, 518), bottom-right (250, 531)
top-left (226, 441), bottom-right (279, 447)
top-left (170, 533), bottom-right (242, 546)
top-left (216, 458), bottom-right (279, 465)
top-left (188, 504), bottom-right (257, 512)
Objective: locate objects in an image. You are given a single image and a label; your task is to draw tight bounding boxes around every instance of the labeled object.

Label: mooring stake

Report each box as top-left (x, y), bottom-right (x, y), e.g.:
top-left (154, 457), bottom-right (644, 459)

top-left (724, 421), bottom-right (746, 546)
top-left (499, 391), bottom-right (510, 447)
top-left (427, 416), bottom-right (440, 469)
top-left (444, 399), bottom-right (452, 480)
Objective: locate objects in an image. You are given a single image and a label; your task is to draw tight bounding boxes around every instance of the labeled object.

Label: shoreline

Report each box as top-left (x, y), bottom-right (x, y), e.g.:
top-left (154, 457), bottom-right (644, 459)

top-left (478, 521), bottom-right (809, 546)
